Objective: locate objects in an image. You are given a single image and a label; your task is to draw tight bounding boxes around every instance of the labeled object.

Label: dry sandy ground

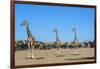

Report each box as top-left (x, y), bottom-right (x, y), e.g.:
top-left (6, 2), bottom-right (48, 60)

top-left (15, 48), bottom-right (95, 66)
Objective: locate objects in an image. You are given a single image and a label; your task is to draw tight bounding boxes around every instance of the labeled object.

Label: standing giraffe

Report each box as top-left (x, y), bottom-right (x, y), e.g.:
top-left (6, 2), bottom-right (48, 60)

top-left (20, 20), bottom-right (35, 59)
top-left (72, 27), bottom-right (78, 48)
top-left (87, 39), bottom-right (90, 48)
top-left (72, 27), bottom-right (79, 55)
top-left (53, 28), bottom-right (61, 54)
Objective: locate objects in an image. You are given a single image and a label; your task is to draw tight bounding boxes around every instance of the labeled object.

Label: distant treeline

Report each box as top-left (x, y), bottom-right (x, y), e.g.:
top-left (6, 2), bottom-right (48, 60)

top-left (15, 40), bottom-right (94, 51)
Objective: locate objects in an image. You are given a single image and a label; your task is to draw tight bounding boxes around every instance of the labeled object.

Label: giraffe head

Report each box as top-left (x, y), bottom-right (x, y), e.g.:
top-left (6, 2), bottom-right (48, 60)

top-left (20, 20), bottom-right (29, 27)
top-left (53, 28), bottom-right (57, 32)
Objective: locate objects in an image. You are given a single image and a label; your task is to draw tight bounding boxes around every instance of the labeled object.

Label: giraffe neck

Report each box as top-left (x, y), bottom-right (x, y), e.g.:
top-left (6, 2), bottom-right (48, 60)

top-left (55, 30), bottom-right (60, 41)
top-left (74, 30), bottom-right (77, 41)
top-left (26, 25), bottom-right (31, 36)
top-left (26, 25), bottom-right (35, 41)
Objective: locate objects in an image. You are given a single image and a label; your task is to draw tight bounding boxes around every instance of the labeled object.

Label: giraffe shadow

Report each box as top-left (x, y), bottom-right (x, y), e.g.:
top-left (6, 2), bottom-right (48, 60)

top-left (53, 53), bottom-right (66, 57)
top-left (25, 57), bottom-right (35, 59)
top-left (36, 57), bottom-right (45, 60)
top-left (25, 57), bottom-right (45, 60)
top-left (69, 54), bottom-right (80, 56)
top-left (56, 55), bottom-right (66, 57)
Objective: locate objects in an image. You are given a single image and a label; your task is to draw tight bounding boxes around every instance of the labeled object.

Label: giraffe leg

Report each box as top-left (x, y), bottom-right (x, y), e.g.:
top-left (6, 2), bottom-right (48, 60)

top-left (57, 46), bottom-right (60, 54)
top-left (30, 42), bottom-right (35, 59)
top-left (57, 43), bottom-right (60, 55)
top-left (27, 42), bottom-right (31, 59)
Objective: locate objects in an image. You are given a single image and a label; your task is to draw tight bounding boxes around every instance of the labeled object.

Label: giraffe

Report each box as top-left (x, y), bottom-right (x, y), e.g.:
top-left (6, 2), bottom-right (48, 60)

top-left (72, 27), bottom-right (79, 55)
top-left (20, 20), bottom-right (35, 59)
top-left (87, 39), bottom-right (91, 48)
top-left (72, 27), bottom-right (78, 48)
top-left (53, 28), bottom-right (61, 54)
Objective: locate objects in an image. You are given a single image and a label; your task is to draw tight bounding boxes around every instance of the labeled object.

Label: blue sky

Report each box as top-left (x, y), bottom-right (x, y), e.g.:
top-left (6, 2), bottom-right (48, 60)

top-left (15, 4), bottom-right (95, 42)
